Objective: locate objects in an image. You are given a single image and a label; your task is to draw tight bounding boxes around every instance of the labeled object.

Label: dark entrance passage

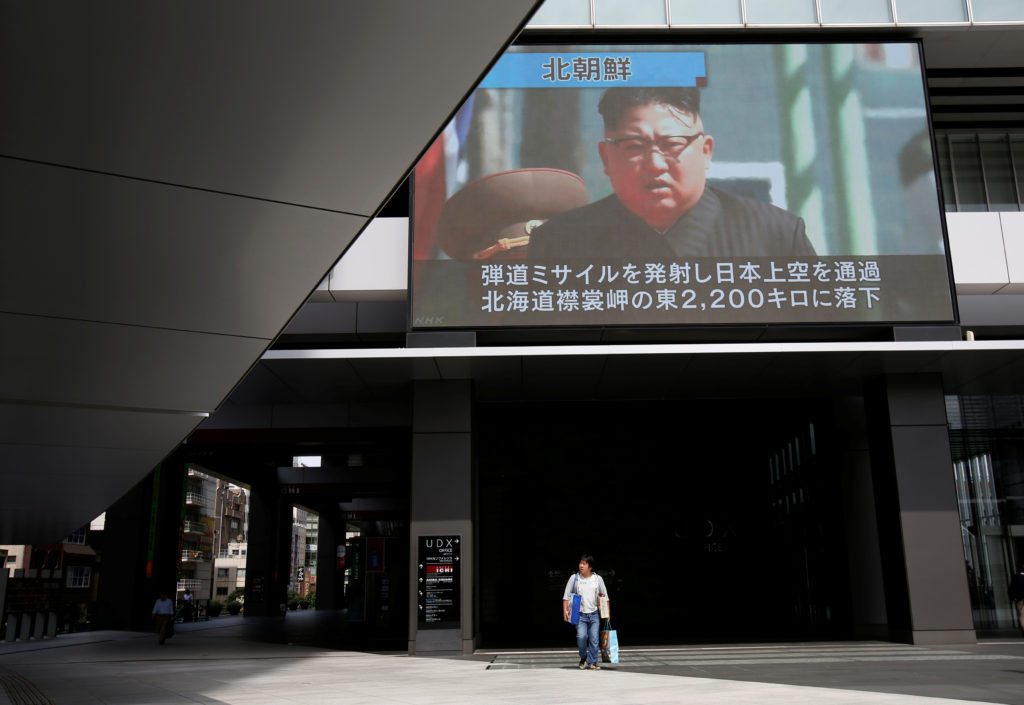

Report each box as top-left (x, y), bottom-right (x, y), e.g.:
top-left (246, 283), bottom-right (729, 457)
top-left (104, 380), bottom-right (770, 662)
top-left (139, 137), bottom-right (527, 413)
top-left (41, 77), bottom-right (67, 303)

top-left (184, 428), bottom-right (412, 650)
top-left (477, 398), bottom-right (851, 647)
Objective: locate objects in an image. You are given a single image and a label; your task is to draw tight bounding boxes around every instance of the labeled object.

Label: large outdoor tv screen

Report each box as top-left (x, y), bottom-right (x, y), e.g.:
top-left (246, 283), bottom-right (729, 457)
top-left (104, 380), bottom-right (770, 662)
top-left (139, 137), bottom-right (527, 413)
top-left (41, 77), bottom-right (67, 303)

top-left (410, 42), bottom-right (954, 329)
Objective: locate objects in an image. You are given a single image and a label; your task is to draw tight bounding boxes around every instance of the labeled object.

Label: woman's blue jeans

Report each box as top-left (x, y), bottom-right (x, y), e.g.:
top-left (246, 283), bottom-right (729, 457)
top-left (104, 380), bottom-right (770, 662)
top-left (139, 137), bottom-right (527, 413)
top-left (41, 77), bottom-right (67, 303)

top-left (576, 611), bottom-right (600, 664)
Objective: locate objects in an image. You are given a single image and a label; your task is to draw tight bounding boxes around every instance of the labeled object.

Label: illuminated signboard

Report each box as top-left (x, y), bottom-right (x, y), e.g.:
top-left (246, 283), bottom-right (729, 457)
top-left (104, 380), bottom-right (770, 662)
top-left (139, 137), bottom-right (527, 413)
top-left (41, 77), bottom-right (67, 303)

top-left (417, 535), bottom-right (460, 629)
top-left (411, 43), bottom-right (953, 329)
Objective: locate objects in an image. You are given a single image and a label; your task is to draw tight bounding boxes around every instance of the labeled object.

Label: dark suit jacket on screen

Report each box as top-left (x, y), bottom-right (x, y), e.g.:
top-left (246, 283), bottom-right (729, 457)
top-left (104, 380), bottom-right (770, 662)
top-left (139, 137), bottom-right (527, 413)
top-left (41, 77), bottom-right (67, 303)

top-left (528, 187), bottom-right (816, 260)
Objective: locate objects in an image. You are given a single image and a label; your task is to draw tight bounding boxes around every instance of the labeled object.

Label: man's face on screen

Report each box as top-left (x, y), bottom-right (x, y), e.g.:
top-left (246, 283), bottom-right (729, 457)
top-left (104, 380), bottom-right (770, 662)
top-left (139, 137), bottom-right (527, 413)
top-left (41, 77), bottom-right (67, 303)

top-left (598, 102), bottom-right (714, 232)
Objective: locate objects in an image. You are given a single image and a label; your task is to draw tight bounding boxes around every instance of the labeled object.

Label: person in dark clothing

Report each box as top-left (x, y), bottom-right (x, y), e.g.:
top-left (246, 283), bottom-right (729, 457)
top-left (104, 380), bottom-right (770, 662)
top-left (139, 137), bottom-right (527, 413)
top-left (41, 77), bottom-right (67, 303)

top-left (1010, 567), bottom-right (1024, 633)
top-left (529, 86), bottom-right (815, 260)
top-left (181, 588), bottom-right (195, 623)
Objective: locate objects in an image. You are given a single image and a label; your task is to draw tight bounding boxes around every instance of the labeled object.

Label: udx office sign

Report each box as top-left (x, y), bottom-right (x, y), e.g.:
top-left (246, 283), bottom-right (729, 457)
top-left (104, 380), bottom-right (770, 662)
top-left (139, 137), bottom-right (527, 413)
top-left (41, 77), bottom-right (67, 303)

top-left (417, 535), bottom-right (461, 629)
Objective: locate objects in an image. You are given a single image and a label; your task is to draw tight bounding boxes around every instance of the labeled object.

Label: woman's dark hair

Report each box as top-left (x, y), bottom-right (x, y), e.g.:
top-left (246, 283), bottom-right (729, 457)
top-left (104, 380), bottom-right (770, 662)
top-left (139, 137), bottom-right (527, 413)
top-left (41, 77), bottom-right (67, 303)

top-left (579, 554), bottom-right (596, 571)
top-left (598, 87), bottom-right (702, 131)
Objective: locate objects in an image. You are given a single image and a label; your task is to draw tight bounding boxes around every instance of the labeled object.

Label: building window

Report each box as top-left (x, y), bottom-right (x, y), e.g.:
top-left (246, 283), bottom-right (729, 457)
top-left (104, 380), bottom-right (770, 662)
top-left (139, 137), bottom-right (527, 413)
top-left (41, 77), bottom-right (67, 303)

top-left (745, 0), bottom-right (817, 24)
top-left (6, 555), bottom-right (16, 563)
top-left (66, 566), bottom-right (91, 588)
top-left (972, 0), bottom-right (1024, 22)
top-left (237, 568), bottom-right (246, 580)
top-left (216, 587), bottom-right (228, 596)
top-left (819, 0), bottom-right (891, 23)
top-left (935, 133), bottom-right (1024, 213)
top-left (528, 0), bottom-right (591, 26)
top-left (217, 568), bottom-right (230, 577)
top-left (894, 0), bottom-right (966, 23)
top-left (64, 526), bottom-right (87, 545)
top-left (594, 0), bottom-right (665, 25)
top-left (948, 394), bottom-right (1024, 631)
top-left (669, 0), bottom-right (742, 25)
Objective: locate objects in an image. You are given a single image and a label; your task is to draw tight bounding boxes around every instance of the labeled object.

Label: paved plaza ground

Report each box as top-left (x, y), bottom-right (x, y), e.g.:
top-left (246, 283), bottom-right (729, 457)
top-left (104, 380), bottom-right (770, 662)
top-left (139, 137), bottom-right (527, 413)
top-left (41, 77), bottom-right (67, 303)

top-left (1, 613), bottom-right (1022, 705)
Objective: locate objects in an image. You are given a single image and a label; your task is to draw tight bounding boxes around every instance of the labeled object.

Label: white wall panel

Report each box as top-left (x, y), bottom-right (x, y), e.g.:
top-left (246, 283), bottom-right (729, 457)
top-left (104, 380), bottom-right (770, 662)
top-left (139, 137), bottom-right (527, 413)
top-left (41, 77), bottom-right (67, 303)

top-left (330, 218), bottom-right (409, 300)
top-left (1000, 212), bottom-right (1024, 294)
top-left (946, 212), bottom-right (1009, 294)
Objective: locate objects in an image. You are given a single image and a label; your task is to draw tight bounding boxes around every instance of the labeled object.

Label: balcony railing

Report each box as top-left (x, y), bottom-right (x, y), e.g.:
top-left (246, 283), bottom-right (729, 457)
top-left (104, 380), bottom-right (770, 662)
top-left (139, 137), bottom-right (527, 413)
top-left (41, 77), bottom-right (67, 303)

top-left (180, 550), bottom-right (209, 562)
top-left (184, 492), bottom-right (209, 506)
top-left (182, 520), bottom-right (206, 534)
top-left (177, 579), bottom-right (201, 591)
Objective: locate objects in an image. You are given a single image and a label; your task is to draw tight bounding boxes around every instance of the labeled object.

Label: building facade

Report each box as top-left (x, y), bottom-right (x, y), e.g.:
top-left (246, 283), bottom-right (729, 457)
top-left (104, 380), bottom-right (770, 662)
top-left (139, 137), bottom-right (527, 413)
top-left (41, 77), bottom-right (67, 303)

top-left (184, 0), bottom-right (1024, 654)
top-left (10, 0), bottom-right (1022, 653)
top-left (1, 516), bottom-right (105, 639)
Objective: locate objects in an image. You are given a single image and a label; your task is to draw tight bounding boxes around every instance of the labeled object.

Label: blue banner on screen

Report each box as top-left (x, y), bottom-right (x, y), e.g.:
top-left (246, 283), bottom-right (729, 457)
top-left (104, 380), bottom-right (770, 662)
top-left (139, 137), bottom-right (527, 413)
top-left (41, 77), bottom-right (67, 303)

top-left (411, 43), bottom-right (954, 330)
top-left (479, 52), bottom-right (707, 88)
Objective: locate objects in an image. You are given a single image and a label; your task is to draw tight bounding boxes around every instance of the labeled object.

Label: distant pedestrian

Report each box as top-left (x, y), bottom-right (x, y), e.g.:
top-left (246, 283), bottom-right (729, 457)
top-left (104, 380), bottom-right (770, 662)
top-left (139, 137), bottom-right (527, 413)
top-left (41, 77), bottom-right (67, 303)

top-left (182, 588), bottom-right (195, 622)
top-left (1010, 566), bottom-right (1024, 634)
top-left (152, 590), bottom-right (175, 644)
top-left (562, 554), bottom-right (609, 671)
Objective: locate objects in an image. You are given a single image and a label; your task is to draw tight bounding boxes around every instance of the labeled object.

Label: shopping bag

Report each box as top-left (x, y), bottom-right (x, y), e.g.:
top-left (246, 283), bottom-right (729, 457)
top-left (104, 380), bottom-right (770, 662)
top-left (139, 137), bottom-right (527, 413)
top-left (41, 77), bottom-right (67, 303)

top-left (598, 595), bottom-right (610, 619)
top-left (569, 593), bottom-right (581, 625)
top-left (602, 627), bottom-right (619, 664)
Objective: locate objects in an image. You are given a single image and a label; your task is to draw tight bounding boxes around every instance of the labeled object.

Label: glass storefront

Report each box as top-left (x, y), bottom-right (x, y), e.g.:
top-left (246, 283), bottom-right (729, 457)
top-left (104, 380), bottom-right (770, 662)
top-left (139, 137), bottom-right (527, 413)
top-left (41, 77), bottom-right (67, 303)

top-left (947, 394), bottom-right (1024, 632)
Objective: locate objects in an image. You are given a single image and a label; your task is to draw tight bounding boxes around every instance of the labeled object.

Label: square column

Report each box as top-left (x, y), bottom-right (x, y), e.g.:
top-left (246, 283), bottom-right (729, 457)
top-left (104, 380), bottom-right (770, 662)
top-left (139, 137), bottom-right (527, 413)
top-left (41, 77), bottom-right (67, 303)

top-left (409, 380), bottom-right (475, 655)
top-left (865, 374), bottom-right (975, 644)
top-left (834, 397), bottom-right (889, 639)
top-left (99, 456), bottom-right (184, 630)
top-left (243, 483), bottom-right (292, 616)
top-left (315, 510), bottom-right (343, 610)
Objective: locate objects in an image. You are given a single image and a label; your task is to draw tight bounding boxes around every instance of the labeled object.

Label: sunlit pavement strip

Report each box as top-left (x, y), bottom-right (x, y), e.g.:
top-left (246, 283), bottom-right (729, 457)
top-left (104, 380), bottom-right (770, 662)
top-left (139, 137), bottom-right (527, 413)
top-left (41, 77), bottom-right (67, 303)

top-left (0, 652), bottom-right (1015, 705)
top-left (0, 633), bottom-right (1020, 705)
top-left (485, 643), bottom-right (1024, 670)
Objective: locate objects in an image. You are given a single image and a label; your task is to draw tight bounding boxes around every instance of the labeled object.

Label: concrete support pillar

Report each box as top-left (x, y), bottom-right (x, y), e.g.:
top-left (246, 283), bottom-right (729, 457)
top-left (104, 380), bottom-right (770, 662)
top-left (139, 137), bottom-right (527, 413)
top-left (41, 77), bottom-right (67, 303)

top-left (834, 396), bottom-right (888, 639)
top-left (243, 483), bottom-right (292, 616)
top-left (865, 374), bottom-right (975, 644)
top-left (32, 612), bottom-right (44, 639)
top-left (98, 454), bottom-right (185, 630)
top-left (315, 510), bottom-right (345, 610)
top-left (0, 548), bottom-right (7, 627)
top-left (18, 614), bottom-right (31, 641)
top-left (409, 380), bottom-right (475, 655)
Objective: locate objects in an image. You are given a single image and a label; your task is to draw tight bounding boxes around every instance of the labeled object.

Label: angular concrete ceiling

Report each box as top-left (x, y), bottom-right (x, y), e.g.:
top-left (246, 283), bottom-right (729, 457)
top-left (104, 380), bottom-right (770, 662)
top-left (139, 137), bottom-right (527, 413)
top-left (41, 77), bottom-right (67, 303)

top-left (0, 0), bottom-right (541, 542)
